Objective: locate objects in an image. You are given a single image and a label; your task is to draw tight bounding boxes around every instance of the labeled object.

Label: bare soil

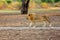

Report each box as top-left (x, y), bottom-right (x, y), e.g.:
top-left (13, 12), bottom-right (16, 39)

top-left (0, 29), bottom-right (60, 40)
top-left (0, 14), bottom-right (60, 27)
top-left (0, 14), bottom-right (29, 27)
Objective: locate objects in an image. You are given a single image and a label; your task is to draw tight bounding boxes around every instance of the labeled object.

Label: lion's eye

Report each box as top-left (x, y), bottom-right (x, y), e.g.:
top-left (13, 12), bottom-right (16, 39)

top-left (29, 14), bottom-right (30, 16)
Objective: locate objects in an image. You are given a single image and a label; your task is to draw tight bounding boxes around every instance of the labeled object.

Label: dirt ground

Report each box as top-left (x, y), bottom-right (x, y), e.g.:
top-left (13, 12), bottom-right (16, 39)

top-left (0, 29), bottom-right (60, 40)
top-left (0, 14), bottom-right (30, 27)
top-left (0, 14), bottom-right (60, 40)
top-left (0, 14), bottom-right (60, 27)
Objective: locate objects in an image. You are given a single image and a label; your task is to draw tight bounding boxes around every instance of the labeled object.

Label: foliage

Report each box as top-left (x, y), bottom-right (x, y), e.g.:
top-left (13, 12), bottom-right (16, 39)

top-left (17, 0), bottom-right (22, 2)
top-left (35, 0), bottom-right (60, 3)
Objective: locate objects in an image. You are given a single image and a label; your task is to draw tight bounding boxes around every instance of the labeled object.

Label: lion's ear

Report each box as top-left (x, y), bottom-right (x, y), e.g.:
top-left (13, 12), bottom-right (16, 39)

top-left (28, 14), bottom-right (30, 16)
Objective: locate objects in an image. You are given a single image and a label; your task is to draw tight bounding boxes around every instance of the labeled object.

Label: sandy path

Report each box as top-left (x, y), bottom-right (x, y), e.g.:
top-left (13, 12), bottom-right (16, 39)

top-left (0, 29), bottom-right (60, 40)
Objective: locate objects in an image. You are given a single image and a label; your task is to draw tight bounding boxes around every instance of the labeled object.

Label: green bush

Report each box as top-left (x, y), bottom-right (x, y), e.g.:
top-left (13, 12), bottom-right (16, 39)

top-left (17, 0), bottom-right (22, 2)
top-left (35, 0), bottom-right (60, 3)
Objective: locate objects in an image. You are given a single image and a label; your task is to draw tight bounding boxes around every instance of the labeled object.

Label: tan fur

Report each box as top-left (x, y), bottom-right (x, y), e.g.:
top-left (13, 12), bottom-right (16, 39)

top-left (27, 13), bottom-right (51, 27)
top-left (28, 13), bottom-right (50, 23)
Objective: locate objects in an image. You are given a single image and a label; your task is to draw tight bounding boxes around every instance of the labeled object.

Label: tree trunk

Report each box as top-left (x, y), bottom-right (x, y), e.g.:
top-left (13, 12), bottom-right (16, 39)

top-left (21, 0), bottom-right (30, 14)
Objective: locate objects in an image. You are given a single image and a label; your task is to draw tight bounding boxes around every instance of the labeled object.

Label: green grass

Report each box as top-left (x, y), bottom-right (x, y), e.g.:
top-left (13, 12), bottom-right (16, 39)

top-left (0, 9), bottom-right (59, 14)
top-left (0, 10), bottom-right (20, 11)
top-left (29, 9), bottom-right (60, 11)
